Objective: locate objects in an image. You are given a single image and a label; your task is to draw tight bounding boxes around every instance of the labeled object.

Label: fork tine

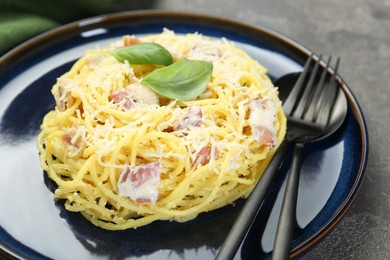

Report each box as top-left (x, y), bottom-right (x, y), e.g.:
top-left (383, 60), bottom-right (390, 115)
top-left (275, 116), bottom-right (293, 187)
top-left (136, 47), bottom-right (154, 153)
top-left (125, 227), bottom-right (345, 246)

top-left (292, 54), bottom-right (322, 118)
top-left (283, 54), bottom-right (314, 115)
top-left (304, 56), bottom-right (332, 121)
top-left (315, 57), bottom-right (340, 127)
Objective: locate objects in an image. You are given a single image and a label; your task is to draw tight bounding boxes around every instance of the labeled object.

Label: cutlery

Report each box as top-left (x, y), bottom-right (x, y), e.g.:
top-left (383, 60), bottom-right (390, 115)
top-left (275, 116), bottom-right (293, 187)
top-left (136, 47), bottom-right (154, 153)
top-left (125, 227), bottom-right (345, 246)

top-left (216, 54), bottom-right (348, 260)
top-left (272, 55), bottom-right (346, 259)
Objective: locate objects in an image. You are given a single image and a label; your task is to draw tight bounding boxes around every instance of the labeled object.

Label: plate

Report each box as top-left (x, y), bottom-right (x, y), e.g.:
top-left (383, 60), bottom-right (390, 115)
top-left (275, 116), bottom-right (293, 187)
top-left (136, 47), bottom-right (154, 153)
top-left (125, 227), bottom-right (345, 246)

top-left (0, 11), bottom-right (368, 259)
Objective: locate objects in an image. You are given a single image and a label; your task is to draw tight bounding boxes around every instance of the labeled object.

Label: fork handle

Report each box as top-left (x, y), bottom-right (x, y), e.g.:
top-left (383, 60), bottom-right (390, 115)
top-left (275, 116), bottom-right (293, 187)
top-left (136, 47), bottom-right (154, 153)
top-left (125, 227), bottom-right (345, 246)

top-left (216, 141), bottom-right (291, 260)
top-left (272, 143), bottom-right (304, 260)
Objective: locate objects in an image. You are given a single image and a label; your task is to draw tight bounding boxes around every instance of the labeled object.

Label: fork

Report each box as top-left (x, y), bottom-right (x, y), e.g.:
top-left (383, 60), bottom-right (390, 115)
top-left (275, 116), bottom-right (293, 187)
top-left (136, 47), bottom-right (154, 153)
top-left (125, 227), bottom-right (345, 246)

top-left (271, 55), bottom-right (340, 259)
top-left (216, 54), bottom-right (341, 260)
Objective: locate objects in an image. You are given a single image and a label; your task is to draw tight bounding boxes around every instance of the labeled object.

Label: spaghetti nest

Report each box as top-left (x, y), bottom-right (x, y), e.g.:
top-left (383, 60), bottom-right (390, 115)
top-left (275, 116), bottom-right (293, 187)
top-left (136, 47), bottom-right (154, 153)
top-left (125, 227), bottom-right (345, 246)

top-left (38, 29), bottom-right (286, 230)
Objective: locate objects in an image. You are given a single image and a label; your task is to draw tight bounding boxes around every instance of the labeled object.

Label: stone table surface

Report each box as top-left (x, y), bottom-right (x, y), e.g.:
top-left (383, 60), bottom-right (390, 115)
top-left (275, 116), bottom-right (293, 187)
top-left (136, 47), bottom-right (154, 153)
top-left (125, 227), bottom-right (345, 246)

top-left (107, 0), bottom-right (390, 259)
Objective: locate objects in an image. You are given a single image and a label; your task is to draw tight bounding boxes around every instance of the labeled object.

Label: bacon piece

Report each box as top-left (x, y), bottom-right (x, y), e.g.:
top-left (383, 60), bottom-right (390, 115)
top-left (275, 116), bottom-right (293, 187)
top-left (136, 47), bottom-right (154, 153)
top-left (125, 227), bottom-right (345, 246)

top-left (123, 36), bottom-right (141, 46)
top-left (174, 106), bottom-right (202, 131)
top-left (118, 162), bottom-right (161, 204)
top-left (249, 98), bottom-right (277, 147)
top-left (253, 126), bottom-right (275, 146)
top-left (110, 89), bottom-right (136, 110)
top-left (62, 133), bottom-right (83, 148)
top-left (53, 84), bottom-right (75, 111)
top-left (193, 147), bottom-right (219, 167)
top-left (62, 134), bottom-right (75, 147)
top-left (110, 84), bottom-right (160, 110)
top-left (61, 132), bottom-right (85, 156)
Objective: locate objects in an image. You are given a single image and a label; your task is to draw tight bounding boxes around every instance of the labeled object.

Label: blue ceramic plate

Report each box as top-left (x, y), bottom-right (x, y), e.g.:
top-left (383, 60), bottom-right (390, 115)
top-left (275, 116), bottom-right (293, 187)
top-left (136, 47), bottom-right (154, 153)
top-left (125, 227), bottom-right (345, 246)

top-left (0, 11), bottom-right (368, 259)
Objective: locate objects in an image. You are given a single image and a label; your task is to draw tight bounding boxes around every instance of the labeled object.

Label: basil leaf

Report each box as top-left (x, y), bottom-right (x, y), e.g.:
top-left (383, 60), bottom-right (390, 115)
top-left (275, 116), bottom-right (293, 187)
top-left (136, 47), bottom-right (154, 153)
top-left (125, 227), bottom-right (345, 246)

top-left (141, 59), bottom-right (213, 101)
top-left (109, 42), bottom-right (173, 66)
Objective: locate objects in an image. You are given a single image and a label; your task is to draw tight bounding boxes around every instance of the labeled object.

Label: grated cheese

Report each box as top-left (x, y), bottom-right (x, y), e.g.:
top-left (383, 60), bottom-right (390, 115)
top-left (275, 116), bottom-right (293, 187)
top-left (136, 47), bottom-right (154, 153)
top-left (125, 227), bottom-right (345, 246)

top-left (38, 28), bottom-right (287, 230)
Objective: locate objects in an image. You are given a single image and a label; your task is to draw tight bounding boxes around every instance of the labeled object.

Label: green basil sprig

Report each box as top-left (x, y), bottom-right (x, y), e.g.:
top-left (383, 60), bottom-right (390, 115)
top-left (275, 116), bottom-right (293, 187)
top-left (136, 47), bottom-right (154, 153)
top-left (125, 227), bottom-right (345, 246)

top-left (108, 43), bottom-right (213, 101)
top-left (109, 42), bottom-right (173, 66)
top-left (142, 59), bottom-right (213, 101)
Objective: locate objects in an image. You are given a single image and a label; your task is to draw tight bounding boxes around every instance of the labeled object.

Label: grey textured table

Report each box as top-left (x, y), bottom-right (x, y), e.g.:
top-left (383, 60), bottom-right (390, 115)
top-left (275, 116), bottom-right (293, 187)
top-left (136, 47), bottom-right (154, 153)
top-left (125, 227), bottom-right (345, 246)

top-left (107, 0), bottom-right (389, 259)
top-left (115, 0), bottom-right (389, 259)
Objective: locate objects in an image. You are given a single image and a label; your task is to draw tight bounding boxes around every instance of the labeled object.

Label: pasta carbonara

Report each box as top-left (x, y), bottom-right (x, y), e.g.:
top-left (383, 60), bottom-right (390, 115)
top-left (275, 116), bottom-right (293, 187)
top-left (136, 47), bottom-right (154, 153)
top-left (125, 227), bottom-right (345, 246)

top-left (37, 29), bottom-right (286, 230)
